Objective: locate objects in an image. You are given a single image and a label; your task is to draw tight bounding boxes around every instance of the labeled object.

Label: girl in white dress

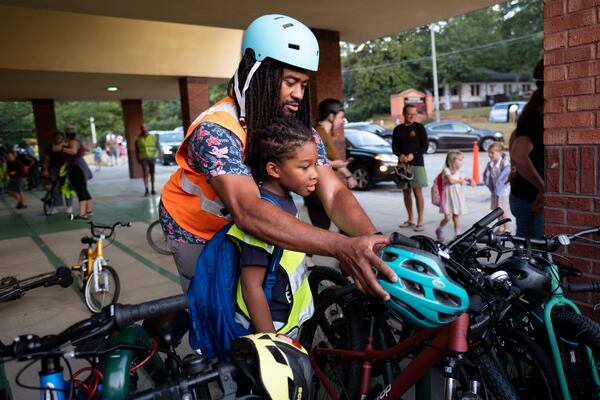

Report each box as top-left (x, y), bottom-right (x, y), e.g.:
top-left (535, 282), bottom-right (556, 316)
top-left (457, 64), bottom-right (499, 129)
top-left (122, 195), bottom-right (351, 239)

top-left (435, 151), bottom-right (471, 242)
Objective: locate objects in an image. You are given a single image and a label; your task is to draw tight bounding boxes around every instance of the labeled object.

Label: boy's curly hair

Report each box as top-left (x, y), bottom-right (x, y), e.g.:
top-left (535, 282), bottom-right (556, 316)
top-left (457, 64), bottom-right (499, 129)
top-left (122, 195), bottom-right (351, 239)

top-left (245, 117), bottom-right (314, 183)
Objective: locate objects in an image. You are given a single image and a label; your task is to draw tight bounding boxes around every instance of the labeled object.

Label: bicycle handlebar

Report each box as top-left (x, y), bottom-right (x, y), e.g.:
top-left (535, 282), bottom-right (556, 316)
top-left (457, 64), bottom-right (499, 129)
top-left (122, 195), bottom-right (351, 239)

top-left (499, 226), bottom-right (600, 253)
top-left (0, 294), bottom-right (187, 360)
top-left (569, 281), bottom-right (600, 294)
top-left (88, 220), bottom-right (133, 238)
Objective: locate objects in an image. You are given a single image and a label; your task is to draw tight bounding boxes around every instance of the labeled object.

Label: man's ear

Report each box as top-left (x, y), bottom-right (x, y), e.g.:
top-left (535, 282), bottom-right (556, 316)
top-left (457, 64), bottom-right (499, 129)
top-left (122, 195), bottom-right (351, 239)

top-left (265, 161), bottom-right (280, 179)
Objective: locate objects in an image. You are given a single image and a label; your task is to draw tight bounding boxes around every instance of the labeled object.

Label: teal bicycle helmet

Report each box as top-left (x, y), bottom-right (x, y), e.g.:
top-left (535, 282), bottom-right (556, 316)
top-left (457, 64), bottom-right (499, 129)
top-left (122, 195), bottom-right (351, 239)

top-left (242, 14), bottom-right (319, 72)
top-left (378, 245), bottom-right (469, 328)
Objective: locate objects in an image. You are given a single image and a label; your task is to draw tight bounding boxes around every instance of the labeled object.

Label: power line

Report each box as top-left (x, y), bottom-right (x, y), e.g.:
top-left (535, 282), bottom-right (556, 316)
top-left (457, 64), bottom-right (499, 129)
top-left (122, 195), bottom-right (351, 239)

top-left (342, 31), bottom-right (543, 74)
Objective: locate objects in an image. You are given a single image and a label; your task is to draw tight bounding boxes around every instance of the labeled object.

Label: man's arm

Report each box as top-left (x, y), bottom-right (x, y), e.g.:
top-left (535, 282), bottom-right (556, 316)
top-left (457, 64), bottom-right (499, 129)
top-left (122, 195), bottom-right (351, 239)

top-left (210, 174), bottom-right (396, 299)
top-left (417, 124), bottom-right (428, 156)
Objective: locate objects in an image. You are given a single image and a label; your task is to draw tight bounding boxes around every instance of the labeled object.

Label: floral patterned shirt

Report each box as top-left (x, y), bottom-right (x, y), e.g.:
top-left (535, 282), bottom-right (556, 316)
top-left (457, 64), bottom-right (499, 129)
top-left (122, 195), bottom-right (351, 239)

top-left (160, 121), bottom-right (328, 243)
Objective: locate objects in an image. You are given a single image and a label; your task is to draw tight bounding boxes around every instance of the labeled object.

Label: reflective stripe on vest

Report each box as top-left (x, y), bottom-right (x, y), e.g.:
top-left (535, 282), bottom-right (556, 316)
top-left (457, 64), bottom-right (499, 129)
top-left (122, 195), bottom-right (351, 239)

top-left (136, 134), bottom-right (158, 159)
top-left (179, 171), bottom-right (231, 220)
top-left (227, 224), bottom-right (314, 335)
top-left (190, 100), bottom-right (239, 127)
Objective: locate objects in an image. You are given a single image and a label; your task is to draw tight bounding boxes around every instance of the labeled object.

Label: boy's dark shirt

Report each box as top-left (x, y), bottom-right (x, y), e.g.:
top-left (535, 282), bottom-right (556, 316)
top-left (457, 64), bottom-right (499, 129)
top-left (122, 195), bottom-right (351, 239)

top-left (7, 160), bottom-right (22, 178)
top-left (511, 102), bottom-right (544, 202)
top-left (45, 145), bottom-right (67, 169)
top-left (238, 188), bottom-right (297, 324)
top-left (391, 123), bottom-right (428, 167)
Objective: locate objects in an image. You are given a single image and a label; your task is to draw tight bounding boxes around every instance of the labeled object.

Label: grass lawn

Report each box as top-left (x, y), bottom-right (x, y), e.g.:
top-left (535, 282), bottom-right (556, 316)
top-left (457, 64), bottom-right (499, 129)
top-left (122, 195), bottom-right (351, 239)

top-left (368, 106), bottom-right (516, 144)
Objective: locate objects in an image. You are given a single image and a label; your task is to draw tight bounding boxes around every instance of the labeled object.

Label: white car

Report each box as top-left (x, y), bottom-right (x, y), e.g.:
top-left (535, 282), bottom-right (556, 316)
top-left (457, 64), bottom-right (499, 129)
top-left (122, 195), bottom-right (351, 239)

top-left (488, 101), bottom-right (527, 123)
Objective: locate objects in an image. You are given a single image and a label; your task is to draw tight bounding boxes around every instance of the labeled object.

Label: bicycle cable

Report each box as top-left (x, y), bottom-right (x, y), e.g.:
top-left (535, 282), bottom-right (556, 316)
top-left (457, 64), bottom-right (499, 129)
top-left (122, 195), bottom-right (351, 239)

top-left (15, 355), bottom-right (74, 400)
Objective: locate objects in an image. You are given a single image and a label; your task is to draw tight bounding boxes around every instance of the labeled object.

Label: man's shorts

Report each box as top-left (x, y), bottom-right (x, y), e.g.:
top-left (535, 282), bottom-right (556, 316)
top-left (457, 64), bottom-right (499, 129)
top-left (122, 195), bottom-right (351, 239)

top-left (7, 177), bottom-right (24, 193)
top-left (399, 165), bottom-right (428, 190)
top-left (140, 158), bottom-right (156, 175)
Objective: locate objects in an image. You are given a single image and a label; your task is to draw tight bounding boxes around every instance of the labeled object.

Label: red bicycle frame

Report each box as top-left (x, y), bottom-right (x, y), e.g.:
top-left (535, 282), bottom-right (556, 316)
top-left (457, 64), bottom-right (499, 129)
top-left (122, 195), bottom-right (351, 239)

top-left (311, 313), bottom-right (470, 399)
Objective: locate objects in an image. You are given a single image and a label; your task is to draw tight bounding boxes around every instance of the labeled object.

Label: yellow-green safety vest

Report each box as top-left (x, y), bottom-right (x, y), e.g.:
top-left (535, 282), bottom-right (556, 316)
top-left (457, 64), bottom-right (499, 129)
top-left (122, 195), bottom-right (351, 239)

top-left (136, 134), bottom-right (158, 159)
top-left (227, 224), bottom-right (314, 338)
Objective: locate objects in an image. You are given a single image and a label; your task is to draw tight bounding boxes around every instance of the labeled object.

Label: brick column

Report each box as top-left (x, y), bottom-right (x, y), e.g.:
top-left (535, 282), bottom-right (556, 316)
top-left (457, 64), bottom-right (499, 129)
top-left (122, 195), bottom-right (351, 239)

top-left (32, 99), bottom-right (57, 164)
top-left (179, 77), bottom-right (209, 134)
top-left (310, 28), bottom-right (344, 124)
top-left (543, 0), bottom-right (600, 318)
top-left (121, 99), bottom-right (144, 179)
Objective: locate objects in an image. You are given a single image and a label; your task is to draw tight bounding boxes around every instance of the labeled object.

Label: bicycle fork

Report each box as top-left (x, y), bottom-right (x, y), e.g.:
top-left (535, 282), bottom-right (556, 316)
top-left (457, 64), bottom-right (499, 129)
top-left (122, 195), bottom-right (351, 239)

top-left (92, 258), bottom-right (108, 293)
top-left (443, 354), bottom-right (482, 400)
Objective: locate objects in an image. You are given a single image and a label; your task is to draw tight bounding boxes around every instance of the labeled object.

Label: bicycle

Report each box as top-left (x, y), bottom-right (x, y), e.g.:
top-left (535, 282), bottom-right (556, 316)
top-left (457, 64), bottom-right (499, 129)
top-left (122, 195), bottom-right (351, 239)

top-left (301, 208), bottom-right (536, 400)
top-left (72, 220), bottom-right (132, 313)
top-left (474, 225), bottom-right (600, 400)
top-left (146, 219), bottom-right (171, 255)
top-left (0, 295), bottom-right (188, 400)
top-left (41, 164), bottom-right (73, 216)
top-left (0, 267), bottom-right (73, 303)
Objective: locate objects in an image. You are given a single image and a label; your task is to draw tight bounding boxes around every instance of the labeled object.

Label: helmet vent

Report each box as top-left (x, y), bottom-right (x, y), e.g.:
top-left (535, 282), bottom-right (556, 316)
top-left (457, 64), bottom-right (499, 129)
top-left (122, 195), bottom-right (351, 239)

top-left (434, 290), bottom-right (461, 307)
top-left (405, 260), bottom-right (435, 276)
top-left (282, 23), bottom-right (294, 29)
top-left (401, 279), bottom-right (424, 296)
top-left (392, 298), bottom-right (426, 322)
top-left (288, 43), bottom-right (300, 50)
top-left (382, 251), bottom-right (398, 262)
top-left (266, 345), bottom-right (287, 365)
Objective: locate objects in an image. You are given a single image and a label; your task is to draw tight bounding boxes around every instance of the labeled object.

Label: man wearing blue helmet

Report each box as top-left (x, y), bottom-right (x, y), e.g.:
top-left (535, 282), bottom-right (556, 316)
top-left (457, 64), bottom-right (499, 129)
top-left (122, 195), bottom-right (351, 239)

top-left (160, 14), bottom-right (396, 298)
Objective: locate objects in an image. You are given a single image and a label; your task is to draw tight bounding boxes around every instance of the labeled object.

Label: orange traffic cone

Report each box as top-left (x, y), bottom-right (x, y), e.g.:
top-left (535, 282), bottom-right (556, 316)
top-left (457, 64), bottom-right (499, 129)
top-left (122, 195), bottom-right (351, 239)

top-left (472, 140), bottom-right (480, 185)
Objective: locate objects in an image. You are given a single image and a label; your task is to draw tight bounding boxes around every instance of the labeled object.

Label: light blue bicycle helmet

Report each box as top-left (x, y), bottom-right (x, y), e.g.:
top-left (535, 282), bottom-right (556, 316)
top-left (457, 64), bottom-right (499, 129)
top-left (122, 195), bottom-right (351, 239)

top-left (242, 14), bottom-right (319, 72)
top-left (378, 245), bottom-right (469, 328)
top-left (235, 15), bottom-right (319, 121)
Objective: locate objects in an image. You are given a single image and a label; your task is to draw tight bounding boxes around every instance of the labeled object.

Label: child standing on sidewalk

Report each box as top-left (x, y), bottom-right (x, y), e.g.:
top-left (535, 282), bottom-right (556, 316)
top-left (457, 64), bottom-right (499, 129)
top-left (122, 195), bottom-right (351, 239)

top-left (483, 143), bottom-right (511, 234)
top-left (436, 151), bottom-right (470, 242)
top-left (6, 150), bottom-right (28, 209)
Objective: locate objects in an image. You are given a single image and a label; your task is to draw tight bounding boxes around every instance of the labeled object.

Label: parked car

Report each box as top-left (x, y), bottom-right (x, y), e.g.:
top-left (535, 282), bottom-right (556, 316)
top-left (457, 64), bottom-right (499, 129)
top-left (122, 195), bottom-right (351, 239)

top-left (344, 129), bottom-right (398, 190)
top-left (488, 101), bottom-right (527, 123)
top-left (345, 122), bottom-right (393, 143)
top-left (156, 128), bottom-right (184, 165)
top-left (424, 120), bottom-right (504, 154)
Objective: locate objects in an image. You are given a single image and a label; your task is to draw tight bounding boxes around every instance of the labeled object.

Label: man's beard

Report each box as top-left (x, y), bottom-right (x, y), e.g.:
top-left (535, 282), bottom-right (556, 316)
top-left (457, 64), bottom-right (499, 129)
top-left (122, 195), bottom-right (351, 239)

top-left (279, 100), bottom-right (300, 117)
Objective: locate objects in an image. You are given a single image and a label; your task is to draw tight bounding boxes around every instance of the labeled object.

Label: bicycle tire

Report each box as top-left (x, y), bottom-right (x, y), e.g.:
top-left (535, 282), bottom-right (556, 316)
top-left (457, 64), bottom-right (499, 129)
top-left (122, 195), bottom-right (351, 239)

top-left (75, 249), bottom-right (87, 292)
top-left (470, 350), bottom-right (519, 400)
top-left (146, 220), bottom-right (171, 255)
top-left (308, 266), bottom-right (349, 296)
top-left (495, 326), bottom-right (561, 400)
top-left (84, 265), bottom-right (120, 313)
top-left (299, 289), bottom-right (364, 400)
top-left (42, 192), bottom-right (54, 216)
top-left (552, 310), bottom-right (600, 400)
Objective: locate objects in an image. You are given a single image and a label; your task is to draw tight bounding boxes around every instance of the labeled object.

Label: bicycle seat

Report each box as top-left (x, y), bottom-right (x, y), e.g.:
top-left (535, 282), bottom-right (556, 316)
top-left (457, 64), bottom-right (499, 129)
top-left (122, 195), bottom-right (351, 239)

top-left (81, 237), bottom-right (95, 245)
top-left (142, 309), bottom-right (189, 348)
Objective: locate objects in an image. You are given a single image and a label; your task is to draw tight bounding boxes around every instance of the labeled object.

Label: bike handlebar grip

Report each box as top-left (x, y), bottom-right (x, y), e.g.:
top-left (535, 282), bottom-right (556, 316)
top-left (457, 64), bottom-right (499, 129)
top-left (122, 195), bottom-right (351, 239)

top-left (569, 281), bottom-right (600, 293)
top-left (54, 267), bottom-right (74, 288)
top-left (475, 207), bottom-right (504, 228)
top-left (114, 294), bottom-right (188, 330)
top-left (334, 284), bottom-right (358, 298)
top-left (389, 232), bottom-right (421, 249)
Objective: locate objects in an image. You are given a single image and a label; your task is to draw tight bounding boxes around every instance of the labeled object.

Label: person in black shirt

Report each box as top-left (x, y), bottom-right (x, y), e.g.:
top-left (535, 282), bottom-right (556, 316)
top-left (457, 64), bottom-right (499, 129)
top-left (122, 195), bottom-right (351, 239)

top-left (509, 59), bottom-right (544, 238)
top-left (391, 105), bottom-right (429, 232)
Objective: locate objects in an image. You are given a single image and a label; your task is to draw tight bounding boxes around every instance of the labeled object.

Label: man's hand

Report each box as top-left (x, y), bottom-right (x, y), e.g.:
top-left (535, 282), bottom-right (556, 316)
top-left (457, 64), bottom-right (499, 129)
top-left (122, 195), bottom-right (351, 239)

top-left (399, 154), bottom-right (408, 163)
top-left (532, 191), bottom-right (544, 212)
top-left (334, 234), bottom-right (396, 300)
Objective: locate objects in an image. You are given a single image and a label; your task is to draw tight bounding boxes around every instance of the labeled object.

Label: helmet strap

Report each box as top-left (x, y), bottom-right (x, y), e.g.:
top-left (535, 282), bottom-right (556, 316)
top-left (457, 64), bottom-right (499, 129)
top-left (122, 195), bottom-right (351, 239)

top-left (234, 61), bottom-right (263, 123)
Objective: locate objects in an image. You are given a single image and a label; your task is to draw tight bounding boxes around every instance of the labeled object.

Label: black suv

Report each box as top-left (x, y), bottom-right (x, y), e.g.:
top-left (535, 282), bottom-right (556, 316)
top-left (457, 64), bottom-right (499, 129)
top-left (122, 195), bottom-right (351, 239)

top-left (345, 129), bottom-right (398, 191)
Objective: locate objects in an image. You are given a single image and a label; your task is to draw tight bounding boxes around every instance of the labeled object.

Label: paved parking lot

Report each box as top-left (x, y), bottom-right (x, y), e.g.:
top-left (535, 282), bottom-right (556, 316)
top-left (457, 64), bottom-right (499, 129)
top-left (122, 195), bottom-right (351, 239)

top-left (0, 151), bottom-right (509, 398)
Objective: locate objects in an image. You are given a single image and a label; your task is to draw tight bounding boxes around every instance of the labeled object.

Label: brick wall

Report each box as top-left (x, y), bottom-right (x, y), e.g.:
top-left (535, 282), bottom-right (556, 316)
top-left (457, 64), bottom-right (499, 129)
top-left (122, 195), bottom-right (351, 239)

top-left (543, 0), bottom-right (600, 318)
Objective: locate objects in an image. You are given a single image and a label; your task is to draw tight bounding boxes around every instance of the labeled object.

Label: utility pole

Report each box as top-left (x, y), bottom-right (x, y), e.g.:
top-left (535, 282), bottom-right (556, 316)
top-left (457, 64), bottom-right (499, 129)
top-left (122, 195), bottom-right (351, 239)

top-left (430, 24), bottom-right (440, 122)
top-left (89, 116), bottom-right (97, 145)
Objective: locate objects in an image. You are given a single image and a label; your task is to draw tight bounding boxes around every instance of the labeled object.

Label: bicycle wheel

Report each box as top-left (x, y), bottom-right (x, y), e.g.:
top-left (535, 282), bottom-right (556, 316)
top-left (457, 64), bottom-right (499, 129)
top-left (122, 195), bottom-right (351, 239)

top-left (552, 311), bottom-right (600, 400)
top-left (75, 249), bottom-right (87, 292)
top-left (299, 289), bottom-right (364, 400)
top-left (463, 350), bottom-right (519, 400)
top-left (42, 192), bottom-right (54, 216)
top-left (495, 326), bottom-right (561, 400)
top-left (84, 265), bottom-right (120, 313)
top-left (308, 266), bottom-right (348, 296)
top-left (146, 220), bottom-right (171, 255)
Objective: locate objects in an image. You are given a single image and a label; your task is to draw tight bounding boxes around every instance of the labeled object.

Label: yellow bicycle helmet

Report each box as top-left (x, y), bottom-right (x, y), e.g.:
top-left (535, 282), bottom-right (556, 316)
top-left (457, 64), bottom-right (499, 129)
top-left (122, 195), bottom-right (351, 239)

top-left (229, 333), bottom-right (312, 400)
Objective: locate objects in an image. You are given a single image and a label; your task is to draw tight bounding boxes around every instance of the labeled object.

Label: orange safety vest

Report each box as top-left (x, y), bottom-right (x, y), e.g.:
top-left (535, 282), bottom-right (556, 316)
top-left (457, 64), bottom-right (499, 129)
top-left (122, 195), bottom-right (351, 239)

top-left (161, 97), bottom-right (246, 240)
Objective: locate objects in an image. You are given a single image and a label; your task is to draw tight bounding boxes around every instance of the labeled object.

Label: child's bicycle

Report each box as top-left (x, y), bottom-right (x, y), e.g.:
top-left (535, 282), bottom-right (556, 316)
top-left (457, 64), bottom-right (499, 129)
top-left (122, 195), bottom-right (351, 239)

top-left (0, 267), bottom-right (73, 303)
top-left (41, 164), bottom-right (73, 216)
top-left (72, 220), bottom-right (132, 313)
top-left (146, 219), bottom-right (171, 255)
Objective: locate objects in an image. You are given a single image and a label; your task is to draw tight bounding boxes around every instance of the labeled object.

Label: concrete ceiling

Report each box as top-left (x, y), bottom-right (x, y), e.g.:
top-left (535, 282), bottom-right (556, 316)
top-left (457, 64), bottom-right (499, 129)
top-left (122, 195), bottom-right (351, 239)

top-left (0, 0), bottom-right (501, 43)
top-left (0, 69), bottom-right (225, 101)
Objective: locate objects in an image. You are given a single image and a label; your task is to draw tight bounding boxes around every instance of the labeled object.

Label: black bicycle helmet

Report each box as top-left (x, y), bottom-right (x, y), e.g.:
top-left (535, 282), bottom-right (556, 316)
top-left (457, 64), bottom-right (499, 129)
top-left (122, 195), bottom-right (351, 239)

top-left (229, 333), bottom-right (312, 400)
top-left (496, 256), bottom-right (551, 306)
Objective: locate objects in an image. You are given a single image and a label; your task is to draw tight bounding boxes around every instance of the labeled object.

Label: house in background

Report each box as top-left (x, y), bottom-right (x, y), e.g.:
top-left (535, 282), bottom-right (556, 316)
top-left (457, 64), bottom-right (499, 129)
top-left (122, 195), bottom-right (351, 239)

top-left (439, 69), bottom-right (534, 109)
